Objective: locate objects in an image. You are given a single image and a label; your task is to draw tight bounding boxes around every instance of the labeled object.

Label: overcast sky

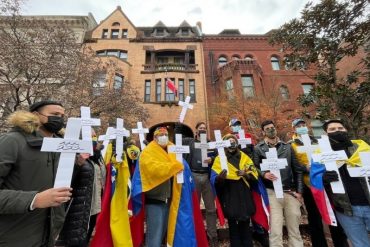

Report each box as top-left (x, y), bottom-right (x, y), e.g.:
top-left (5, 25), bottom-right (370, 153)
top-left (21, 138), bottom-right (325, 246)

top-left (22, 0), bottom-right (320, 34)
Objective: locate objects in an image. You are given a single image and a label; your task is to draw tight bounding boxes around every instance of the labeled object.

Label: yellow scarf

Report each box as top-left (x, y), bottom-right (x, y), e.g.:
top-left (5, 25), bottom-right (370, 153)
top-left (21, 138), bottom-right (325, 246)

top-left (212, 151), bottom-right (258, 187)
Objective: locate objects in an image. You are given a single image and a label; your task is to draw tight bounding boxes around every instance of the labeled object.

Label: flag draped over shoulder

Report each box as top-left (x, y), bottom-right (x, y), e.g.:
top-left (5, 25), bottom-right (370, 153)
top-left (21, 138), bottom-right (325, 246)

top-left (91, 143), bottom-right (133, 247)
top-left (131, 141), bottom-right (207, 247)
top-left (210, 152), bottom-right (270, 231)
top-left (131, 141), bottom-right (183, 214)
top-left (167, 160), bottom-right (208, 247)
top-left (347, 140), bottom-right (370, 166)
top-left (310, 139), bottom-right (370, 226)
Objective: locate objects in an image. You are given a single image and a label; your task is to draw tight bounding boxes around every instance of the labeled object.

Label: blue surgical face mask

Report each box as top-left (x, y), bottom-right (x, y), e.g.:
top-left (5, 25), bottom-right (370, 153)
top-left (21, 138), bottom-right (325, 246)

top-left (232, 125), bottom-right (241, 133)
top-left (296, 126), bottom-right (309, 135)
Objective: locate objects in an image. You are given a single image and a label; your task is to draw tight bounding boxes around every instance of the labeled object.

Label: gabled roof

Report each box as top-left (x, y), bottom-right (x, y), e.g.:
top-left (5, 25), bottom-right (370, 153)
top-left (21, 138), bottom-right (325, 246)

top-left (90, 6), bottom-right (138, 34)
top-left (154, 21), bottom-right (166, 28)
top-left (179, 20), bottom-right (191, 28)
top-left (219, 29), bottom-right (241, 35)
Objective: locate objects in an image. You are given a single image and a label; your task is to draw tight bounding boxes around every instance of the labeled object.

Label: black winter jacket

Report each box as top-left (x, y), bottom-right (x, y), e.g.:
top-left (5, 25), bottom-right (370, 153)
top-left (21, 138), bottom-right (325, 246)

top-left (215, 151), bottom-right (256, 220)
top-left (57, 160), bottom-right (95, 246)
top-left (253, 141), bottom-right (304, 194)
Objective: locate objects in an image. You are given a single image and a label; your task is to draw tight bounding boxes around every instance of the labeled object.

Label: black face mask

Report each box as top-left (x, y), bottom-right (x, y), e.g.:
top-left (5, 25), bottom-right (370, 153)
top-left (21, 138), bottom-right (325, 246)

top-left (42, 116), bottom-right (64, 134)
top-left (198, 130), bottom-right (207, 135)
top-left (328, 131), bottom-right (352, 150)
top-left (226, 142), bottom-right (238, 153)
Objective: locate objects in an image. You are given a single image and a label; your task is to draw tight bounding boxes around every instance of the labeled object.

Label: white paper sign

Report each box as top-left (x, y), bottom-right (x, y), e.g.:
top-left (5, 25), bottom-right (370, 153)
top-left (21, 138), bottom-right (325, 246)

top-left (312, 135), bottom-right (347, 194)
top-left (178, 96), bottom-right (194, 123)
top-left (168, 134), bottom-right (190, 184)
top-left (260, 148), bottom-right (288, 198)
top-left (347, 152), bottom-right (370, 196)
top-left (132, 122), bottom-right (149, 150)
top-left (194, 133), bottom-right (210, 167)
top-left (41, 118), bottom-right (92, 188)
top-left (209, 130), bottom-right (231, 172)
top-left (237, 129), bottom-right (252, 149)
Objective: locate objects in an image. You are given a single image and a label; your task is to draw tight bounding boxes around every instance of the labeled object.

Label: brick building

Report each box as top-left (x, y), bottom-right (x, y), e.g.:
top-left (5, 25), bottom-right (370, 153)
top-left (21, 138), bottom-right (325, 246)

top-left (84, 6), bottom-right (207, 140)
top-left (202, 30), bottom-right (318, 139)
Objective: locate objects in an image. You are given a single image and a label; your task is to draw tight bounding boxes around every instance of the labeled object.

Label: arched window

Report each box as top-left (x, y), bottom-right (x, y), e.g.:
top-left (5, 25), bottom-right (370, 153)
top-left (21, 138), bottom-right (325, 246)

top-left (112, 22), bottom-right (120, 27)
top-left (218, 56), bottom-right (227, 67)
top-left (271, 56), bottom-right (280, 70)
top-left (244, 55), bottom-right (253, 60)
top-left (232, 55), bottom-right (241, 60)
top-left (279, 85), bottom-right (290, 100)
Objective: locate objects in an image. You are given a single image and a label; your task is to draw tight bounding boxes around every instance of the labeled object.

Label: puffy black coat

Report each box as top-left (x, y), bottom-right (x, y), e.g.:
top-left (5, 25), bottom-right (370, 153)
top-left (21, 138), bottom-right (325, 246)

top-left (57, 160), bottom-right (94, 246)
top-left (215, 151), bottom-right (256, 221)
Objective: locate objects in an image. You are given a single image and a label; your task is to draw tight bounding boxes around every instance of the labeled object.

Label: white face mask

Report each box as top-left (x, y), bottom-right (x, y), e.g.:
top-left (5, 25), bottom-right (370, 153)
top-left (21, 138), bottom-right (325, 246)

top-left (157, 135), bottom-right (169, 146)
top-left (232, 125), bottom-right (241, 133)
top-left (296, 126), bottom-right (309, 135)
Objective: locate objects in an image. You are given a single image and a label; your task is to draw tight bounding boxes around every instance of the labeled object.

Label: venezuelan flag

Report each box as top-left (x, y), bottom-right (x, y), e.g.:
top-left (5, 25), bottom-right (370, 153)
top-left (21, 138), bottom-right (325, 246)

top-left (310, 160), bottom-right (337, 226)
top-left (90, 162), bottom-right (113, 247)
top-left (310, 139), bottom-right (370, 226)
top-left (131, 141), bottom-right (183, 214)
top-left (91, 143), bottom-right (133, 247)
top-left (131, 141), bottom-right (207, 247)
top-left (210, 152), bottom-right (270, 231)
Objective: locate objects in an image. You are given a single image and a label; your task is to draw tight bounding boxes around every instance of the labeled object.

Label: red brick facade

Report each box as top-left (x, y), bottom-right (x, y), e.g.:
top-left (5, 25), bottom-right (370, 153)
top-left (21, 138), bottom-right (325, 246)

top-left (202, 34), bottom-right (317, 135)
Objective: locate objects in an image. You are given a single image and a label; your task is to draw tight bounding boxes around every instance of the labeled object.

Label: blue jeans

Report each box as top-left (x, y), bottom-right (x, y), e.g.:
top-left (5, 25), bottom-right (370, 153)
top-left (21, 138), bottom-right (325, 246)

top-left (335, 206), bottom-right (370, 247)
top-left (145, 203), bottom-right (169, 247)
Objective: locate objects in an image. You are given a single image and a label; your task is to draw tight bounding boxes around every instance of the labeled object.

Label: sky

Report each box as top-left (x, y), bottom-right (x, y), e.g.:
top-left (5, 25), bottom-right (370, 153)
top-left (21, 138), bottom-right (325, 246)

top-left (22, 0), bottom-right (320, 34)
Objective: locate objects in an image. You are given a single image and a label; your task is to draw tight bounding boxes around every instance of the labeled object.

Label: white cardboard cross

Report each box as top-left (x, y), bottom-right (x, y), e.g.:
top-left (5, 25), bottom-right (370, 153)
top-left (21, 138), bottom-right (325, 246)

top-left (98, 126), bottom-right (115, 159)
top-left (132, 122), bottom-right (149, 150)
top-left (41, 118), bottom-right (92, 188)
top-left (208, 130), bottom-right (231, 172)
top-left (347, 152), bottom-right (370, 196)
top-left (178, 96), bottom-right (193, 123)
top-left (260, 148), bottom-right (288, 198)
top-left (112, 118), bottom-right (130, 162)
top-left (168, 134), bottom-right (190, 184)
top-left (194, 133), bottom-right (210, 167)
top-left (80, 106), bottom-right (101, 154)
top-left (296, 134), bottom-right (319, 164)
top-left (312, 135), bottom-right (347, 194)
top-left (237, 129), bottom-right (252, 149)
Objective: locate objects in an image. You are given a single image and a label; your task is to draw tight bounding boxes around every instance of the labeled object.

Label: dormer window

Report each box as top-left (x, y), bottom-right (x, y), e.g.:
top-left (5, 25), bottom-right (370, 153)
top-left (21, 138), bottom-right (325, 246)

top-left (181, 28), bottom-right (189, 36)
top-left (156, 29), bottom-right (164, 36)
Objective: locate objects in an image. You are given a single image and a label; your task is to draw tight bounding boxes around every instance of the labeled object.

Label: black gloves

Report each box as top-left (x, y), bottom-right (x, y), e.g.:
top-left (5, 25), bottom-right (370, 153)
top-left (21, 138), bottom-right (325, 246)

top-left (323, 170), bottom-right (339, 185)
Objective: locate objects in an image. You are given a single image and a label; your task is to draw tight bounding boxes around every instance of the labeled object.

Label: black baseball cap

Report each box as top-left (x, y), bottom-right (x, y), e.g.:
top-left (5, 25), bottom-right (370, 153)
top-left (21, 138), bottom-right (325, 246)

top-left (322, 119), bottom-right (345, 132)
top-left (29, 100), bottom-right (63, 112)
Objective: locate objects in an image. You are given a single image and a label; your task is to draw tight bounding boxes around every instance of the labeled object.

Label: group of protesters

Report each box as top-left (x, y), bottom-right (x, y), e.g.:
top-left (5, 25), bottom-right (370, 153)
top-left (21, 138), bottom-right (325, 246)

top-left (0, 100), bottom-right (369, 247)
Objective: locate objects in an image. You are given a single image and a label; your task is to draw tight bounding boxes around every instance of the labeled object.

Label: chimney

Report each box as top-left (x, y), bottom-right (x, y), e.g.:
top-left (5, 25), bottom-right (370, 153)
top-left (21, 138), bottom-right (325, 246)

top-left (196, 21), bottom-right (202, 31)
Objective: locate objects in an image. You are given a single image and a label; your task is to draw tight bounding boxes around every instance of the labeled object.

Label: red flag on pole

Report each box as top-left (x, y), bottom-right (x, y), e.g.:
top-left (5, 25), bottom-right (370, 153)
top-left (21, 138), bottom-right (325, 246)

top-left (166, 78), bottom-right (177, 96)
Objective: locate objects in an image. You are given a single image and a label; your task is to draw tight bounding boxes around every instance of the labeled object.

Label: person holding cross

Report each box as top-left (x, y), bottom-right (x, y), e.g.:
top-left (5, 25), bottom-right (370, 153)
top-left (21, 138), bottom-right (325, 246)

top-left (319, 119), bottom-right (370, 247)
top-left (174, 121), bottom-right (218, 246)
top-left (211, 134), bottom-right (258, 247)
top-left (253, 120), bottom-right (304, 247)
top-left (0, 101), bottom-right (72, 247)
top-left (138, 127), bottom-right (183, 247)
top-left (290, 118), bottom-right (349, 247)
